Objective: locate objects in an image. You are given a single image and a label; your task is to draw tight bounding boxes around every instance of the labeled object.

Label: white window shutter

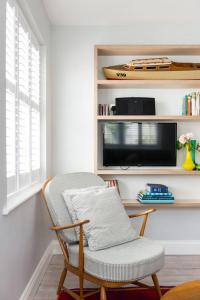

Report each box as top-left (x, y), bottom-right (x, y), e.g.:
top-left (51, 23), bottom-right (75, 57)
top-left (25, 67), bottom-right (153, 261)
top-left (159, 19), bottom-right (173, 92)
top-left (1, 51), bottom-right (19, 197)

top-left (6, 0), bottom-right (41, 196)
top-left (31, 39), bottom-right (41, 182)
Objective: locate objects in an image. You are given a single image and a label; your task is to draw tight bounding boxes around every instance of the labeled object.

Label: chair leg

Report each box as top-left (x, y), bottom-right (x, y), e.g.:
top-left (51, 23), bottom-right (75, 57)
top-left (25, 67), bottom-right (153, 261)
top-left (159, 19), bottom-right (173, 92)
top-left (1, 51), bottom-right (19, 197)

top-left (79, 274), bottom-right (84, 299)
top-left (152, 273), bottom-right (162, 299)
top-left (100, 286), bottom-right (107, 300)
top-left (57, 267), bottom-right (67, 295)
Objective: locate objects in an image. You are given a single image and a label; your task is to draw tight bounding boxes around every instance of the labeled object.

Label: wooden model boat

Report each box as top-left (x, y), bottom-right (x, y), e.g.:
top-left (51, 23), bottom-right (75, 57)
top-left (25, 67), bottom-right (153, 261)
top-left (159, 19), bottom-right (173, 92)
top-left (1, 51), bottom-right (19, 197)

top-left (103, 57), bottom-right (200, 80)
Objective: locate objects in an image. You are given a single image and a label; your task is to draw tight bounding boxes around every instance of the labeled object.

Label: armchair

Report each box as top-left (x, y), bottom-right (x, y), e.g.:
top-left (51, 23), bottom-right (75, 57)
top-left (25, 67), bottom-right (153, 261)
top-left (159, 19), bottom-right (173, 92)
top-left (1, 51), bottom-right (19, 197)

top-left (41, 173), bottom-right (164, 300)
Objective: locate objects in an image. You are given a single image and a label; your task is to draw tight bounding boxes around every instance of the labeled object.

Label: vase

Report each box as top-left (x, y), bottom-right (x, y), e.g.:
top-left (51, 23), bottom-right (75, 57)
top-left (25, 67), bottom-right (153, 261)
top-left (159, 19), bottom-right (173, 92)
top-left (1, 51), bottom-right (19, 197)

top-left (191, 139), bottom-right (197, 164)
top-left (182, 144), bottom-right (196, 171)
top-left (195, 151), bottom-right (200, 171)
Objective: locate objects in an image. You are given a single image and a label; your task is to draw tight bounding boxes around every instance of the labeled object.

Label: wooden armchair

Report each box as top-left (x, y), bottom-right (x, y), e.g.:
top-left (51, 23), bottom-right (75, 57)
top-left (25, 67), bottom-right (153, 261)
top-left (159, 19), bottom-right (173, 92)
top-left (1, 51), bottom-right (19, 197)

top-left (41, 173), bottom-right (164, 300)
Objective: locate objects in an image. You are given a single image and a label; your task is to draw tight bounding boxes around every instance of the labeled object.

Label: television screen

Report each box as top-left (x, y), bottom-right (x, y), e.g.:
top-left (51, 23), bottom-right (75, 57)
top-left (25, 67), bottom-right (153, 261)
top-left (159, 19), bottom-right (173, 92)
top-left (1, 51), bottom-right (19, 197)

top-left (103, 122), bottom-right (177, 167)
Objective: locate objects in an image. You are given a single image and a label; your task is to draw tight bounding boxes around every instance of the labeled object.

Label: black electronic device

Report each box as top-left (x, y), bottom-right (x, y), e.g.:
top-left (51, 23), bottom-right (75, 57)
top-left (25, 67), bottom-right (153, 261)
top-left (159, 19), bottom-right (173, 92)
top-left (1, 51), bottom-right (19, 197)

top-left (103, 122), bottom-right (177, 167)
top-left (115, 97), bottom-right (155, 115)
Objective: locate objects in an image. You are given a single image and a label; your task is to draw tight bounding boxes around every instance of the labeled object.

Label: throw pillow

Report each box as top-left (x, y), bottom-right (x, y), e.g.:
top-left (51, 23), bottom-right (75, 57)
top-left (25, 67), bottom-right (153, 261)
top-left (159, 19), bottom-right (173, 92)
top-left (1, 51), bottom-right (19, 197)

top-left (62, 185), bottom-right (107, 244)
top-left (64, 187), bottom-right (137, 251)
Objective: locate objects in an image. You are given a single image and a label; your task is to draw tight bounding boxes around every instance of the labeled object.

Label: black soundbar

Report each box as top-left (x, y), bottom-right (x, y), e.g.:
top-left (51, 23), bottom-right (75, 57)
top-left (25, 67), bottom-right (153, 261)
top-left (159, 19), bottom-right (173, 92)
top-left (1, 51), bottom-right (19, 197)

top-left (115, 97), bottom-right (155, 115)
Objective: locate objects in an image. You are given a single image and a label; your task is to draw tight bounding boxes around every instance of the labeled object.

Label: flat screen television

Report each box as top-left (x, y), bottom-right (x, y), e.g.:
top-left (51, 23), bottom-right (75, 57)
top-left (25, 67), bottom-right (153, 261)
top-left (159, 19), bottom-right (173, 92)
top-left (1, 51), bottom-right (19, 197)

top-left (103, 122), bottom-right (177, 167)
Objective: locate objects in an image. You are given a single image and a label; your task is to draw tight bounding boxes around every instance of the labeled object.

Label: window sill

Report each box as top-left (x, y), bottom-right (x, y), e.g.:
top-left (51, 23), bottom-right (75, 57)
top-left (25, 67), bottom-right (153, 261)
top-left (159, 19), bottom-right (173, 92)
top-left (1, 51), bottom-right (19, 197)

top-left (2, 182), bottom-right (43, 215)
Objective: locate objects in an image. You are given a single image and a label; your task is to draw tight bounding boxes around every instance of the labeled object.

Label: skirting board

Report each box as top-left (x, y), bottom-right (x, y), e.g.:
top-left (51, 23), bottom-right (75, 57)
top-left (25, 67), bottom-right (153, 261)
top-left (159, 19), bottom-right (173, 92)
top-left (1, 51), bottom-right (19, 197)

top-left (19, 239), bottom-right (200, 299)
top-left (161, 240), bottom-right (200, 255)
top-left (19, 240), bottom-right (58, 300)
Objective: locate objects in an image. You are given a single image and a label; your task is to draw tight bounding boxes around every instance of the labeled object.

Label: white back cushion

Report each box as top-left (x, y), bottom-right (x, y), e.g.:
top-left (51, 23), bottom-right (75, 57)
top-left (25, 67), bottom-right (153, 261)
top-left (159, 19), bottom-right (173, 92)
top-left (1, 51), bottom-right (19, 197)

top-left (63, 187), bottom-right (137, 250)
top-left (62, 185), bottom-right (107, 244)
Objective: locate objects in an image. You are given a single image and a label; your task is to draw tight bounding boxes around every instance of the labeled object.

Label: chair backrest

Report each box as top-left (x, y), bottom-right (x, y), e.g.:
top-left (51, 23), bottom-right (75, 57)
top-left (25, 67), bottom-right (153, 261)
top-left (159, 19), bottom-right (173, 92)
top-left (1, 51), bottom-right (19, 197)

top-left (43, 172), bottom-right (105, 243)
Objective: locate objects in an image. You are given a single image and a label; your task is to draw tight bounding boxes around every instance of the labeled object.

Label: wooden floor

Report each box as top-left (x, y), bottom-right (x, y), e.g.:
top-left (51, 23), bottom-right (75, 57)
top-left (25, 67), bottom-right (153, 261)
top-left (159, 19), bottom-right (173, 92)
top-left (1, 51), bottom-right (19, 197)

top-left (31, 254), bottom-right (200, 300)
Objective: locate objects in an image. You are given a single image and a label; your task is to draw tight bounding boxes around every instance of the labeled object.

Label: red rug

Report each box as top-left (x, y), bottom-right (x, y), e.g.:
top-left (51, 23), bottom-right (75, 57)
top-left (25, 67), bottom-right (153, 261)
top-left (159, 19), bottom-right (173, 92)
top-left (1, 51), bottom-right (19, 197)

top-left (58, 287), bottom-right (171, 300)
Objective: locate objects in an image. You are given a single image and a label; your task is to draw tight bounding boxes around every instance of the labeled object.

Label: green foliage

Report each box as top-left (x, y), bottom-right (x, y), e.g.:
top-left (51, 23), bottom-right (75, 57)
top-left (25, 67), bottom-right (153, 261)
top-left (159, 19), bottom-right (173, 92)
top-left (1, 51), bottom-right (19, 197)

top-left (176, 141), bottom-right (192, 151)
top-left (176, 141), bottom-right (183, 150)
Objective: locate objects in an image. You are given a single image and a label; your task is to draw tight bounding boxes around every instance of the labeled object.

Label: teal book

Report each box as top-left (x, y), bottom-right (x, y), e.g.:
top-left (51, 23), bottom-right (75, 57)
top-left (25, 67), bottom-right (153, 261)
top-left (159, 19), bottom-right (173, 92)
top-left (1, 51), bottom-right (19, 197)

top-left (138, 196), bottom-right (174, 200)
top-left (182, 95), bottom-right (188, 116)
top-left (138, 191), bottom-right (172, 196)
top-left (138, 199), bottom-right (174, 204)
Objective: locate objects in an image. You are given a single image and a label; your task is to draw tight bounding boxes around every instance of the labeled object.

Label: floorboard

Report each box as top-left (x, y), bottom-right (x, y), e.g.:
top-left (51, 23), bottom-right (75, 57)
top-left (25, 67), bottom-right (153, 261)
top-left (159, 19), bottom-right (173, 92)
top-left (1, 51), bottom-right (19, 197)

top-left (31, 254), bottom-right (200, 300)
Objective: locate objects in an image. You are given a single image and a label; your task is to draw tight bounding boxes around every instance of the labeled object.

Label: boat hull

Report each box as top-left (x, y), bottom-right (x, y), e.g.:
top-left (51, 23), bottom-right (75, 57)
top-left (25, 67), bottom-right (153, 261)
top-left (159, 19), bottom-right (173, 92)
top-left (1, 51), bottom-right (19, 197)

top-left (103, 68), bottom-right (200, 80)
top-left (103, 62), bottom-right (200, 80)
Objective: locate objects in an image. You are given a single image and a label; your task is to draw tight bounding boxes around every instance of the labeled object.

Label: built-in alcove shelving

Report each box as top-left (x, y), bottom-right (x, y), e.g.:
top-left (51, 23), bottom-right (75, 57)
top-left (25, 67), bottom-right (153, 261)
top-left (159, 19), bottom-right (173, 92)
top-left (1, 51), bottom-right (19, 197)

top-left (94, 45), bottom-right (200, 208)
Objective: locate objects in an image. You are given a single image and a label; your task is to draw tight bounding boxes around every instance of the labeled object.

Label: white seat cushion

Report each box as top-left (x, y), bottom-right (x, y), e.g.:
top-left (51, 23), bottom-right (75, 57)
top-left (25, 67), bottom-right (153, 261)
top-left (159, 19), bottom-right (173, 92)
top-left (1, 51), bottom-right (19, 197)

top-left (68, 237), bottom-right (164, 282)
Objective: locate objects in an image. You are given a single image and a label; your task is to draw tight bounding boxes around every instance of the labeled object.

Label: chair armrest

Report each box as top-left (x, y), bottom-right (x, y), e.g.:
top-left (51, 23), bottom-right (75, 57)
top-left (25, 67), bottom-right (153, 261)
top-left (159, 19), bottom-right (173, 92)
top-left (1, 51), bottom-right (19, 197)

top-left (128, 208), bottom-right (156, 236)
top-left (51, 219), bottom-right (89, 277)
top-left (51, 219), bottom-right (90, 231)
top-left (128, 208), bottom-right (156, 219)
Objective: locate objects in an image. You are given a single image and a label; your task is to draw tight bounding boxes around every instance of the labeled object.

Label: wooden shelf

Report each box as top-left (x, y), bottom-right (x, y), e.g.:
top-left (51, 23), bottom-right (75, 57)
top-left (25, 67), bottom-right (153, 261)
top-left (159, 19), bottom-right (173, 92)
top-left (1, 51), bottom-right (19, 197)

top-left (97, 79), bottom-right (200, 89)
top-left (97, 115), bottom-right (200, 122)
top-left (97, 169), bottom-right (200, 176)
top-left (96, 45), bottom-right (200, 56)
top-left (94, 45), bottom-right (200, 180)
top-left (123, 199), bottom-right (200, 208)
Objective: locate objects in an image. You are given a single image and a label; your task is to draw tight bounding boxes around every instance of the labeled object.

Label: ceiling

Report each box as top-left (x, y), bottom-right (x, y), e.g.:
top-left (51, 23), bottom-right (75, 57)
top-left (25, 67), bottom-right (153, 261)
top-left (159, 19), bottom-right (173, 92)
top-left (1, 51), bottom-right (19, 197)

top-left (43, 0), bottom-right (200, 26)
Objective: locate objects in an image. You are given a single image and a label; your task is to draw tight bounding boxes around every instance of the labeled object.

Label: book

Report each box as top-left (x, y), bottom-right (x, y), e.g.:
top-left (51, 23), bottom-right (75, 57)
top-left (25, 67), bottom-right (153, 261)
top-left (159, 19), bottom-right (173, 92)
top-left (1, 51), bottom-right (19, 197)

top-left (98, 103), bottom-right (116, 116)
top-left (181, 92), bottom-right (200, 116)
top-left (98, 104), bottom-right (111, 116)
top-left (138, 195), bottom-right (174, 201)
top-left (138, 199), bottom-right (174, 204)
top-left (192, 93), bottom-right (196, 116)
top-left (138, 193), bottom-right (174, 199)
top-left (197, 92), bottom-right (200, 116)
top-left (187, 95), bottom-right (192, 116)
top-left (105, 179), bottom-right (120, 194)
top-left (146, 184), bottom-right (168, 193)
top-left (139, 191), bottom-right (172, 196)
top-left (182, 95), bottom-right (187, 116)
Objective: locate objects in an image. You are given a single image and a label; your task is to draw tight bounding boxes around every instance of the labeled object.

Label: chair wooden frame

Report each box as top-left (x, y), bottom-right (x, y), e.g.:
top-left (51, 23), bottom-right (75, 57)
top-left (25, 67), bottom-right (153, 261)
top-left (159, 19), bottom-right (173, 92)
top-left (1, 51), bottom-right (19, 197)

top-left (41, 178), bottom-right (162, 300)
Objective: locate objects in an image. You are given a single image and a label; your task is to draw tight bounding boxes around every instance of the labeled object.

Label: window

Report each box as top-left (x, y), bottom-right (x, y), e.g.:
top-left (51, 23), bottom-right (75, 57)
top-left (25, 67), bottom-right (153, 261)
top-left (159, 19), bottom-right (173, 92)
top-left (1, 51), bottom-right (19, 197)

top-left (141, 123), bottom-right (158, 145)
top-left (6, 0), bottom-right (42, 198)
top-left (124, 123), bottom-right (139, 145)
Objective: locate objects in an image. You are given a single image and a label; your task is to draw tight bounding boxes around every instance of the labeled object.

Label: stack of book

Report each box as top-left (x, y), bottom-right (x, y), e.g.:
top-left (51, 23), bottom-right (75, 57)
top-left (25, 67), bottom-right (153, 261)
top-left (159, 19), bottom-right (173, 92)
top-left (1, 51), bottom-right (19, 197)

top-left (182, 92), bottom-right (200, 116)
top-left (137, 184), bottom-right (174, 204)
top-left (98, 104), bottom-right (115, 116)
top-left (105, 179), bottom-right (120, 195)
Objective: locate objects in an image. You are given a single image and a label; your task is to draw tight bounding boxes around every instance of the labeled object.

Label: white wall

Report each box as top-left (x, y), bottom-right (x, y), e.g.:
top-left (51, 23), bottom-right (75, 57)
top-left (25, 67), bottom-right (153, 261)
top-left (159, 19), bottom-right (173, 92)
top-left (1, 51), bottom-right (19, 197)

top-left (51, 24), bottom-right (200, 241)
top-left (0, 1), bottom-right (53, 299)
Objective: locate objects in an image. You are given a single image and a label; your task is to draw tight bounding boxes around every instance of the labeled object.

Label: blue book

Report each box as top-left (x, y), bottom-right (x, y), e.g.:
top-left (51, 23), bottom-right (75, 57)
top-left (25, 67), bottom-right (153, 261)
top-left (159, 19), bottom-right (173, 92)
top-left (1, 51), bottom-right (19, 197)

top-left (138, 199), bottom-right (174, 204)
top-left (139, 191), bottom-right (172, 196)
top-left (138, 195), bottom-right (174, 200)
top-left (146, 184), bottom-right (168, 193)
top-left (137, 196), bottom-right (174, 201)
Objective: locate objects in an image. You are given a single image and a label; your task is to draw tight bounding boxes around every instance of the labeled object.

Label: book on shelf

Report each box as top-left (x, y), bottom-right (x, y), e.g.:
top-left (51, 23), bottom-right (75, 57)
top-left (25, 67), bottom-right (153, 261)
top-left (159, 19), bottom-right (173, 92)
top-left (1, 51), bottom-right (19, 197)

top-left (138, 195), bottom-right (174, 201)
top-left (182, 92), bottom-right (200, 116)
top-left (146, 183), bottom-right (168, 193)
top-left (137, 184), bottom-right (175, 204)
top-left (137, 194), bottom-right (174, 200)
top-left (138, 199), bottom-right (174, 204)
top-left (138, 191), bottom-right (173, 196)
top-left (138, 192), bottom-right (174, 200)
top-left (98, 104), bottom-right (115, 116)
top-left (104, 179), bottom-right (120, 194)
